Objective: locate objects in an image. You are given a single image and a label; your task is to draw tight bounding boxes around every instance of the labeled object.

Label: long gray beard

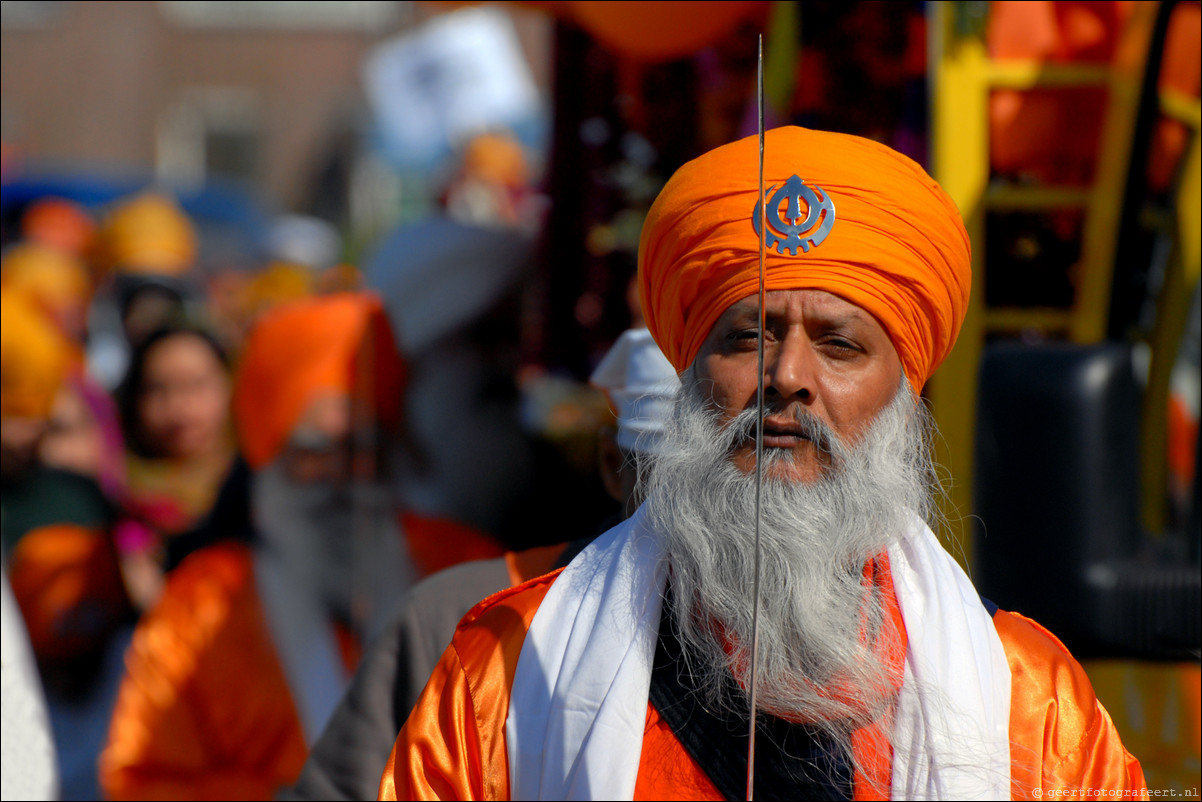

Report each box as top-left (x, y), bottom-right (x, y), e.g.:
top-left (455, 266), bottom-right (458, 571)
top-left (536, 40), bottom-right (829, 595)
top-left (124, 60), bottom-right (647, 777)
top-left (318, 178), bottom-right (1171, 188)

top-left (641, 371), bottom-right (939, 729)
top-left (252, 464), bottom-right (414, 640)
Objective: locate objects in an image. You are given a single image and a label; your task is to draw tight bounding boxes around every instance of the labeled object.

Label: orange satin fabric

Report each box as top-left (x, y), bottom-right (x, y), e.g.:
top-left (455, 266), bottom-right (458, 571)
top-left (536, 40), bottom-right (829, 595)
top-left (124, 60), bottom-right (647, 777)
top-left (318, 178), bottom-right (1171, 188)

top-left (637, 126), bottom-right (971, 394)
top-left (380, 572), bottom-right (559, 801)
top-left (380, 576), bottom-right (1147, 800)
top-left (232, 291), bottom-right (407, 469)
top-left (101, 516), bottom-right (498, 801)
top-left (996, 610), bottom-right (1147, 800)
top-left (99, 542), bottom-right (308, 801)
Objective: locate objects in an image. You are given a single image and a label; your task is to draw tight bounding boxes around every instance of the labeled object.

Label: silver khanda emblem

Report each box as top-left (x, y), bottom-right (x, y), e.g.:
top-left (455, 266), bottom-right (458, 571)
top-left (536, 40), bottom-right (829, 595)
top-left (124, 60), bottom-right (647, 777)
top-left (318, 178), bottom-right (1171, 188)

top-left (751, 174), bottom-right (836, 255)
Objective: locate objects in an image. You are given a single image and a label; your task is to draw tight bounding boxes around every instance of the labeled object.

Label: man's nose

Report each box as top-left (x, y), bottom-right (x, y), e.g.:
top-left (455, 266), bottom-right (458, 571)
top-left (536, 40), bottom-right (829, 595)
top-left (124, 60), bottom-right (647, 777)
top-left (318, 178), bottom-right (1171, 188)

top-left (766, 333), bottom-right (814, 401)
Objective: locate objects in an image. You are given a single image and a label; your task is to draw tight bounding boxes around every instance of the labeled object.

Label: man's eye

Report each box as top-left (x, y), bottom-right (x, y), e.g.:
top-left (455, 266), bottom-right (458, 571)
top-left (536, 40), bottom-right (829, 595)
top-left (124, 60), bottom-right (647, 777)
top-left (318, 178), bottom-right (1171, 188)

top-left (730, 329), bottom-right (761, 345)
top-left (821, 338), bottom-right (860, 355)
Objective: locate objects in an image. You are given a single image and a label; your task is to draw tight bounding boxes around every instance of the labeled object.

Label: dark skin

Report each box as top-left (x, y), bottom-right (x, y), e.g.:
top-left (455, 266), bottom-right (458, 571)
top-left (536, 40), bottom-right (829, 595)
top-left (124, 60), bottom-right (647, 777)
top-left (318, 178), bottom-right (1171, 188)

top-left (693, 289), bottom-right (904, 484)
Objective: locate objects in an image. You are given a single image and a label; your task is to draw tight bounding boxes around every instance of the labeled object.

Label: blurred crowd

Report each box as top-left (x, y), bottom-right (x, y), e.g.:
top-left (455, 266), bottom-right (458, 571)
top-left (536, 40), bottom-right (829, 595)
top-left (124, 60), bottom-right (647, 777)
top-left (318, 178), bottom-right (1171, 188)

top-left (0, 129), bottom-right (597, 800)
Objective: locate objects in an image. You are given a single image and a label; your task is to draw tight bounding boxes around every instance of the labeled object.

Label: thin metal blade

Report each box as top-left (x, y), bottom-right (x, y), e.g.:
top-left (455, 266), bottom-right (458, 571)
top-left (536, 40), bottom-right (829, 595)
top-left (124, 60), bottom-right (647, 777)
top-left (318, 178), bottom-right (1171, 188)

top-left (746, 31), bottom-right (766, 802)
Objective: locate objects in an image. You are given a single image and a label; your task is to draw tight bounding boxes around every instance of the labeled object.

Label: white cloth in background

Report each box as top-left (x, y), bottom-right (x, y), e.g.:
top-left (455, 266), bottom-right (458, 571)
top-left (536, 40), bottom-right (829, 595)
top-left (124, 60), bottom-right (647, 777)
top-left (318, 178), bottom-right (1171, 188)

top-left (2, 566), bottom-right (59, 801)
top-left (588, 328), bottom-right (680, 455)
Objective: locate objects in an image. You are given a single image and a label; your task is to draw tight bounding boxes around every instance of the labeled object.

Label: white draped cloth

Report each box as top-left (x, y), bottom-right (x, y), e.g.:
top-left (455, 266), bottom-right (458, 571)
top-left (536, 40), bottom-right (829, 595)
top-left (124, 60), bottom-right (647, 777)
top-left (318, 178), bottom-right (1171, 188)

top-left (507, 504), bottom-right (1012, 800)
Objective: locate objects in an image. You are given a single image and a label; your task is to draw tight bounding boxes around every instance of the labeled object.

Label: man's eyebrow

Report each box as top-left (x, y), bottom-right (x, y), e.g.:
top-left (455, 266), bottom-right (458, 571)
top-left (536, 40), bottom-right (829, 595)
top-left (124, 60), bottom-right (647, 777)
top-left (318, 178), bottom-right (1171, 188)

top-left (813, 308), bottom-right (874, 330)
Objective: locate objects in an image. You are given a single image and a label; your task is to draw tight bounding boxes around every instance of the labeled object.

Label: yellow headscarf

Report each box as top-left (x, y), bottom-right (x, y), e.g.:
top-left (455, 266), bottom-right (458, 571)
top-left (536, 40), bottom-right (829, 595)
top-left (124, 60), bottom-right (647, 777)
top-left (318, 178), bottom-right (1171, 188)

top-left (1, 290), bottom-right (77, 419)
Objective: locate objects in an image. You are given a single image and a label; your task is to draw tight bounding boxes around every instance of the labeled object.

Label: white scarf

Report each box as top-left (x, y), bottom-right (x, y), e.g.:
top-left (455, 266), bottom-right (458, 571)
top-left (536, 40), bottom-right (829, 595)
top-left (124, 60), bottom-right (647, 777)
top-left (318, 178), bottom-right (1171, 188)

top-left (507, 505), bottom-right (1012, 800)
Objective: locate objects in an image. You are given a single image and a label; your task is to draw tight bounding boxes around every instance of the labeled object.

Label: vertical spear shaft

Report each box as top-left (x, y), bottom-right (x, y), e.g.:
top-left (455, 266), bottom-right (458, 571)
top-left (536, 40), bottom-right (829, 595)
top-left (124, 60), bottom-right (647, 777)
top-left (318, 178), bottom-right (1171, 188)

top-left (746, 32), bottom-right (766, 802)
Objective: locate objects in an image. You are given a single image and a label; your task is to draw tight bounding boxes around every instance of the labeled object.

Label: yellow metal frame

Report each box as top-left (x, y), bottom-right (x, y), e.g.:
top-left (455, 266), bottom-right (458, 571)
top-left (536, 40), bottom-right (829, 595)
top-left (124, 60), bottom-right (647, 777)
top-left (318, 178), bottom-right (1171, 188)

top-left (927, 2), bottom-right (1161, 567)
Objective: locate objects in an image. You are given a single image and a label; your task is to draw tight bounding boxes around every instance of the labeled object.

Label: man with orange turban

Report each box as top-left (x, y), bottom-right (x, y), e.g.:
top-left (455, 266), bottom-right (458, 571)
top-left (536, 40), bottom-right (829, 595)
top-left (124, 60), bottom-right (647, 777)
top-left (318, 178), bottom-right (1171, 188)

top-left (100, 292), bottom-right (503, 801)
top-left (380, 128), bottom-right (1145, 800)
top-left (3, 289), bottom-right (133, 800)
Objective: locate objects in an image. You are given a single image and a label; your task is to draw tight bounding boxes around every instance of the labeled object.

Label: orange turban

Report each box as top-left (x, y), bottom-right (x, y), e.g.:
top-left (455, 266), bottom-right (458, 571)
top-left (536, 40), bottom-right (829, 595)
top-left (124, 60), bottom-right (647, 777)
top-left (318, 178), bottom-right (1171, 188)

top-left (22, 197), bottom-right (97, 259)
top-left (1, 290), bottom-right (77, 419)
top-left (232, 292), bottom-right (406, 469)
top-left (638, 126), bottom-right (971, 393)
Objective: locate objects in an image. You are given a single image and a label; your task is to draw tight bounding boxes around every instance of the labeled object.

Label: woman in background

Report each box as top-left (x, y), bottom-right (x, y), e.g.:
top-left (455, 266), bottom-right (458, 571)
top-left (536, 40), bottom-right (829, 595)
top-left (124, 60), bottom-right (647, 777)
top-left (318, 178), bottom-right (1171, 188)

top-left (116, 322), bottom-right (238, 610)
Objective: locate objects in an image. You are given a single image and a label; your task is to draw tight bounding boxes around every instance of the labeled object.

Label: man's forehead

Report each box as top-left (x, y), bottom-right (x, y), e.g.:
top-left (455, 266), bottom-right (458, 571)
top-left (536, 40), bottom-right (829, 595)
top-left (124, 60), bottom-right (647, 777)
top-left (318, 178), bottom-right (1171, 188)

top-left (719, 289), bottom-right (880, 324)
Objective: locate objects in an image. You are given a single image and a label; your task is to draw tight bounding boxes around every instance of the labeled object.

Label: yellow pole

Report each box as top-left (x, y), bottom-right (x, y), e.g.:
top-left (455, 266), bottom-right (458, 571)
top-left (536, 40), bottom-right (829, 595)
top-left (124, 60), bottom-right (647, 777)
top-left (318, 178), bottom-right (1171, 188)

top-left (926, 2), bottom-right (990, 570)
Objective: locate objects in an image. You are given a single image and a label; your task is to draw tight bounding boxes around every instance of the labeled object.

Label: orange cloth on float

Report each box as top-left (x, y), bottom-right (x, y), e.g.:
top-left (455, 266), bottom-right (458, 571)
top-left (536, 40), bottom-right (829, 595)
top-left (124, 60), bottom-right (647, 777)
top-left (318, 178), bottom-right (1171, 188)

top-left (101, 512), bottom-right (503, 801)
top-left (637, 126), bottom-right (971, 394)
top-left (987, 1), bottom-right (1199, 191)
top-left (379, 571), bottom-right (1146, 801)
top-left (552, 1), bottom-right (768, 63)
top-left (232, 292), bottom-right (407, 469)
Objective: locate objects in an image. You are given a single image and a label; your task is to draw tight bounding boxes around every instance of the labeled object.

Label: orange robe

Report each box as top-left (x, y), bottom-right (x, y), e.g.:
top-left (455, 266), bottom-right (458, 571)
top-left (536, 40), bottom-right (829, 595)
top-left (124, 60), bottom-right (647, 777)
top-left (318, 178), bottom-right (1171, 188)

top-left (101, 516), bottom-right (503, 801)
top-left (380, 570), bottom-right (1147, 801)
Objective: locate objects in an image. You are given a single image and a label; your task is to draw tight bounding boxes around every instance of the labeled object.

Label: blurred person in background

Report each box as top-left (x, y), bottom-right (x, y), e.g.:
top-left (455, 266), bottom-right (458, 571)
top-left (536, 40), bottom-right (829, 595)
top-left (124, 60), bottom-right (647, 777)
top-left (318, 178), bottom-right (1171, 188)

top-left (206, 213), bottom-right (348, 351)
top-left (287, 326), bottom-right (679, 800)
top-left (443, 130), bottom-right (544, 232)
top-left (99, 291), bottom-right (504, 801)
top-left (86, 192), bottom-right (199, 392)
top-left (1, 241), bottom-right (93, 343)
top-left (39, 371), bottom-right (127, 505)
top-left (1, 234), bottom-right (128, 502)
top-left (114, 321), bottom-right (238, 611)
top-left (2, 288), bottom-right (134, 801)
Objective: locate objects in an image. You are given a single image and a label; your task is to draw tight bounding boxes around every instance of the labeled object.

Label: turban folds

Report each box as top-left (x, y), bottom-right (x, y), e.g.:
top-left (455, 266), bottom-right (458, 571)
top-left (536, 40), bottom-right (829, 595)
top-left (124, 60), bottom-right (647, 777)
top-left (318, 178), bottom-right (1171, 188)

top-left (638, 126), bottom-right (971, 393)
top-left (233, 292), bottom-right (406, 469)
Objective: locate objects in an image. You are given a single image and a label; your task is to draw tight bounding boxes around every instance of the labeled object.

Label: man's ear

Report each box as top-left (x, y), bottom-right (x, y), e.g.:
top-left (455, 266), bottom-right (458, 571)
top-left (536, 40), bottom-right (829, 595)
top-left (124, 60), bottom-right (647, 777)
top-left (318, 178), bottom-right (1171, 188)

top-left (597, 426), bottom-right (626, 504)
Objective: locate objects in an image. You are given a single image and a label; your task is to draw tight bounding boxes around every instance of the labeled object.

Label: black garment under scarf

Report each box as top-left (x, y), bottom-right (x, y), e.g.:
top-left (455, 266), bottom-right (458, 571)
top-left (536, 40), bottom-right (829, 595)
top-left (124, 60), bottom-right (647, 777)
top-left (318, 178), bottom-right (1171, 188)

top-left (647, 587), bottom-right (854, 801)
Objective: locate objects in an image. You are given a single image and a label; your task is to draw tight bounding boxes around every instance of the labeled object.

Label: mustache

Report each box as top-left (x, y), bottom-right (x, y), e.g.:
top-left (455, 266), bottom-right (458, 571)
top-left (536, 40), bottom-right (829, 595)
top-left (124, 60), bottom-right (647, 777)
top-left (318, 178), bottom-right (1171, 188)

top-left (726, 403), bottom-right (840, 457)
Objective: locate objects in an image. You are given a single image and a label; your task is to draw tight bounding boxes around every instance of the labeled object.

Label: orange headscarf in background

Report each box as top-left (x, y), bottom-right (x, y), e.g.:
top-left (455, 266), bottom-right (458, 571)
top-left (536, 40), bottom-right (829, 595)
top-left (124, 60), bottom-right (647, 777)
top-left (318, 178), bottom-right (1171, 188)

top-left (1, 242), bottom-right (93, 340)
top-left (232, 292), bottom-right (406, 469)
top-left (1, 289), bottom-right (79, 419)
top-left (638, 126), bottom-right (971, 394)
top-left (21, 196), bottom-right (97, 260)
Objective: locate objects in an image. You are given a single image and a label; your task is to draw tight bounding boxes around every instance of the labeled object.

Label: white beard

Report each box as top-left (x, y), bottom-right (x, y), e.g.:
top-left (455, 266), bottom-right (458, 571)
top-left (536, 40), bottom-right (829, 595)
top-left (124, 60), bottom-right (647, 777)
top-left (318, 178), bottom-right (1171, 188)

top-left (641, 371), bottom-right (939, 733)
